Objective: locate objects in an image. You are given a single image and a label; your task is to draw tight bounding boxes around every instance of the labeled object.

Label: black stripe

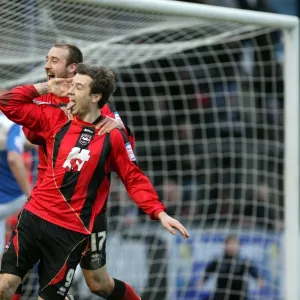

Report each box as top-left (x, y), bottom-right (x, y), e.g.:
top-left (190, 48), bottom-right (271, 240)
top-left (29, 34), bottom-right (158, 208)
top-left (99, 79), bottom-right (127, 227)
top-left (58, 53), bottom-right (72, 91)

top-left (92, 115), bottom-right (103, 125)
top-left (124, 124), bottom-right (134, 137)
top-left (101, 172), bottom-right (111, 212)
top-left (41, 143), bottom-right (47, 156)
top-left (59, 126), bottom-right (95, 203)
top-left (53, 122), bottom-right (72, 169)
top-left (80, 133), bottom-right (111, 228)
top-left (106, 101), bottom-right (116, 112)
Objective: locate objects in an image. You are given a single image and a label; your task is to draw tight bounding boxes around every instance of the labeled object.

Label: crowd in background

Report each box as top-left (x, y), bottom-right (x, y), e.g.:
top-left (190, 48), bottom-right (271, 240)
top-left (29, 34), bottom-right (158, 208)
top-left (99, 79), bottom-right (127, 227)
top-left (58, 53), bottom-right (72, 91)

top-left (107, 0), bottom-right (298, 232)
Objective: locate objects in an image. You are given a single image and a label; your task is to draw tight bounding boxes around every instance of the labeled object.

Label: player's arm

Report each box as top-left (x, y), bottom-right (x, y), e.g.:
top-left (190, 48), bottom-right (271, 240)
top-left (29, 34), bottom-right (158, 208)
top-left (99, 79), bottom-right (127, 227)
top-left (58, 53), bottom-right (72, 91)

top-left (97, 102), bottom-right (135, 149)
top-left (110, 129), bottom-right (189, 238)
top-left (198, 260), bottom-right (218, 287)
top-left (247, 261), bottom-right (265, 288)
top-left (22, 127), bottom-right (45, 146)
top-left (0, 79), bottom-right (70, 136)
top-left (203, 260), bottom-right (217, 280)
top-left (7, 124), bottom-right (31, 197)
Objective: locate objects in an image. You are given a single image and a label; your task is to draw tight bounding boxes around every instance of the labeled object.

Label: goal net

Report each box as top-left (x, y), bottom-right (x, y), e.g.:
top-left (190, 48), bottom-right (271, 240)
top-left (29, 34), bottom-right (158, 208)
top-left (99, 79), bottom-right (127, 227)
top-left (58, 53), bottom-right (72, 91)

top-left (1, 0), bottom-right (299, 299)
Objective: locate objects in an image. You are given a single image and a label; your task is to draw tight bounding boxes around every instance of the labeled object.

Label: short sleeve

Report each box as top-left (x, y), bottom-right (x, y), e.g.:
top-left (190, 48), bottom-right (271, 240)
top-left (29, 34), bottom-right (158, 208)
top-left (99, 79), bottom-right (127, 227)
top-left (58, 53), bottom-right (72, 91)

top-left (7, 124), bottom-right (26, 153)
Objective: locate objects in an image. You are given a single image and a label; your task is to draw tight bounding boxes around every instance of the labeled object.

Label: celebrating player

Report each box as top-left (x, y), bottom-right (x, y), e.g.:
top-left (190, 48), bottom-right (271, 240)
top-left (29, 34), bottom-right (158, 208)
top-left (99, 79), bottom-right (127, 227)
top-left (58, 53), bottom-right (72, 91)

top-left (16, 43), bottom-right (136, 300)
top-left (0, 63), bottom-right (189, 300)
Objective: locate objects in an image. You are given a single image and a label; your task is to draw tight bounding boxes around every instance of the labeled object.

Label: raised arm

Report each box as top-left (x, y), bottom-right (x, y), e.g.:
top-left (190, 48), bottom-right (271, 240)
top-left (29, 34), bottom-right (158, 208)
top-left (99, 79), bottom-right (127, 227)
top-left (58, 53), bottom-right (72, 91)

top-left (0, 79), bottom-right (70, 137)
top-left (109, 129), bottom-right (189, 238)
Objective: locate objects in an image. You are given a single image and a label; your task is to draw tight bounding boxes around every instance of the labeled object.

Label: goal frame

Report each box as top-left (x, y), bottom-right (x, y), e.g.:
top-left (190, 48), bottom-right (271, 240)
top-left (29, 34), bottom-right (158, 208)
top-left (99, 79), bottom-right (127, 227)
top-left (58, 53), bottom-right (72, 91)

top-left (71, 0), bottom-right (299, 298)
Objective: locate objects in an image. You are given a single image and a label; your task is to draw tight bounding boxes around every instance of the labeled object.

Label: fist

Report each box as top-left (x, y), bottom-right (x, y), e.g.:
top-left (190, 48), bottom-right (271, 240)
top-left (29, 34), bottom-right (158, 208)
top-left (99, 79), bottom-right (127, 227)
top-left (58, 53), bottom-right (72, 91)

top-left (48, 78), bottom-right (72, 97)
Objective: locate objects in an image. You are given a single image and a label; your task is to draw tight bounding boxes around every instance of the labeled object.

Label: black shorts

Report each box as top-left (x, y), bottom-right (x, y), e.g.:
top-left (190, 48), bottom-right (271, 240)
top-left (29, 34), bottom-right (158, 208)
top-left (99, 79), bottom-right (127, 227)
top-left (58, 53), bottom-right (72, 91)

top-left (1, 209), bottom-right (88, 300)
top-left (80, 211), bottom-right (107, 270)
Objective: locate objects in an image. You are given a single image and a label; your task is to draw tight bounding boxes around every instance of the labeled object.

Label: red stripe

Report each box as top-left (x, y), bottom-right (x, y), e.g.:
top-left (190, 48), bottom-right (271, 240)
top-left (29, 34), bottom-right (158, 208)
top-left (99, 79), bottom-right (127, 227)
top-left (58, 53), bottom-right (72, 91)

top-left (12, 228), bottom-right (19, 259)
top-left (50, 262), bottom-right (67, 285)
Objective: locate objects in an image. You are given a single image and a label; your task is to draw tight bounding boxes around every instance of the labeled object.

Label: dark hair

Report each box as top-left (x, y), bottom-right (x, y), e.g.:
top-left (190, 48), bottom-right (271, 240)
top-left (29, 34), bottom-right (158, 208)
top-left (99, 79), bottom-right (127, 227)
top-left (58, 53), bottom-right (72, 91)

top-left (53, 43), bottom-right (83, 66)
top-left (225, 235), bottom-right (239, 244)
top-left (76, 63), bottom-right (116, 108)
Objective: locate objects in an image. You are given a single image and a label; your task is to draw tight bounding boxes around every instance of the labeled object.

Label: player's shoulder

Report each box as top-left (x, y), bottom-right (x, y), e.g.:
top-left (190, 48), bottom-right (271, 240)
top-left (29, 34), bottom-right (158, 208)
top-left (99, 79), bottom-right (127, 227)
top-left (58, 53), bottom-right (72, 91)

top-left (109, 129), bottom-right (136, 161)
top-left (101, 101), bottom-right (116, 114)
top-left (109, 128), bottom-right (126, 140)
top-left (109, 129), bottom-right (128, 148)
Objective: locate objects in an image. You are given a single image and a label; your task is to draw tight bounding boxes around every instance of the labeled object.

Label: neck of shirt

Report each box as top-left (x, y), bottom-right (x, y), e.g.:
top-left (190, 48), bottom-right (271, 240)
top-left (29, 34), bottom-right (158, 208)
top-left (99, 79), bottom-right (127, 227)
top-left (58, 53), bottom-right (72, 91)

top-left (74, 114), bottom-right (102, 127)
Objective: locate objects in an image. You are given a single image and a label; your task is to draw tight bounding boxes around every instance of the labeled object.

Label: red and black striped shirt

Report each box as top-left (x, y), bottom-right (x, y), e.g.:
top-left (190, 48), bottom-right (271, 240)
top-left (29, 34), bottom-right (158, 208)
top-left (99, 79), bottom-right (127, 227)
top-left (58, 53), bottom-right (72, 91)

top-left (22, 94), bottom-right (135, 192)
top-left (0, 86), bottom-right (165, 234)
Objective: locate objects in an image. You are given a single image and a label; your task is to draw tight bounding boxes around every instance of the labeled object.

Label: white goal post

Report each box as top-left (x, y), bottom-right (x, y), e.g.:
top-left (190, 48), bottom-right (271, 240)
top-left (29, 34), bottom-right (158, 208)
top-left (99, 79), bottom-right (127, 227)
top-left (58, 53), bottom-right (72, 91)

top-left (85, 1), bottom-right (299, 298)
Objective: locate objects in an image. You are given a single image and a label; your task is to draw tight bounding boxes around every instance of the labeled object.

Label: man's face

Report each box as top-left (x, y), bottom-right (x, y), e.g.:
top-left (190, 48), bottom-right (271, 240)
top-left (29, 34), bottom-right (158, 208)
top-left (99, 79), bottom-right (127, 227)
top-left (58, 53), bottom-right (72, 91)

top-left (225, 239), bottom-right (239, 256)
top-left (44, 47), bottom-right (70, 80)
top-left (67, 73), bottom-right (94, 117)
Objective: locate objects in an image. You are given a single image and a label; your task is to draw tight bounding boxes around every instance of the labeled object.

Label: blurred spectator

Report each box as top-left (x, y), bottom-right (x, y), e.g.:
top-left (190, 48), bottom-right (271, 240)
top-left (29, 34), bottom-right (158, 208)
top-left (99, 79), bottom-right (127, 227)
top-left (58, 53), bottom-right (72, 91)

top-left (166, 119), bottom-right (200, 215)
top-left (198, 235), bottom-right (265, 300)
top-left (157, 178), bottom-right (182, 217)
top-left (244, 183), bottom-right (277, 230)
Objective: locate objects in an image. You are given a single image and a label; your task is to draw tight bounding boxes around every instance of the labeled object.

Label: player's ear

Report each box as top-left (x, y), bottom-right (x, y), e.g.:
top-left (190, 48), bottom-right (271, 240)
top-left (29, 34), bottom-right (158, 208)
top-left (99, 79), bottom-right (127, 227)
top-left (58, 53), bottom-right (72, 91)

top-left (91, 93), bottom-right (102, 104)
top-left (67, 63), bottom-right (77, 74)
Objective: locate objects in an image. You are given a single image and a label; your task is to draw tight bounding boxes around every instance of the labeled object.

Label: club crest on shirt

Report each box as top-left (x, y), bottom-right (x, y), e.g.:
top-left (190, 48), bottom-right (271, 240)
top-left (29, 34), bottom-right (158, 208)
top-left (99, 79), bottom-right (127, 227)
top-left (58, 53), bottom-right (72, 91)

top-left (79, 133), bottom-right (92, 146)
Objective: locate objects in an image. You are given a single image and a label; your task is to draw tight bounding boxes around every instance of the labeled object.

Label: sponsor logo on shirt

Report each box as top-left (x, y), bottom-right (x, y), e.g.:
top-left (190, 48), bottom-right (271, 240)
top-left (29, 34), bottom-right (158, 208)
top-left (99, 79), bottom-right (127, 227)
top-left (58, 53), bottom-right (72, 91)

top-left (57, 286), bottom-right (67, 296)
top-left (3, 241), bottom-right (11, 254)
top-left (63, 147), bottom-right (91, 172)
top-left (83, 128), bottom-right (94, 134)
top-left (90, 252), bottom-right (102, 268)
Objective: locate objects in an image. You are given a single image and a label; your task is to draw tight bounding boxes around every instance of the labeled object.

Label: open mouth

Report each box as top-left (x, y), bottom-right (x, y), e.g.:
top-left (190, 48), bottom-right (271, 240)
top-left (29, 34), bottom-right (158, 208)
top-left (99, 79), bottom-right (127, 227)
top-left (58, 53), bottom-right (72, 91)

top-left (47, 72), bottom-right (55, 81)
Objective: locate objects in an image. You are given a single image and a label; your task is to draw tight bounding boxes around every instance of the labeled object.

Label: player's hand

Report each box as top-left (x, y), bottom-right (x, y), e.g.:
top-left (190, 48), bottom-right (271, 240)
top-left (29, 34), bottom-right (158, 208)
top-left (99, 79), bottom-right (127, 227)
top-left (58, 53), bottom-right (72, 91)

top-left (60, 106), bottom-right (73, 120)
top-left (95, 116), bottom-right (124, 135)
top-left (48, 78), bottom-right (72, 97)
top-left (157, 212), bottom-right (189, 238)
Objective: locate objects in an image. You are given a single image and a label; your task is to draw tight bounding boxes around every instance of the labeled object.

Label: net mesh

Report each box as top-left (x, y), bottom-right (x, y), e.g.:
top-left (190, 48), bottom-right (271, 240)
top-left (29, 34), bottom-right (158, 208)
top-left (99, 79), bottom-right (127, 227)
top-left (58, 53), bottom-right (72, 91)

top-left (1, 0), bottom-right (285, 299)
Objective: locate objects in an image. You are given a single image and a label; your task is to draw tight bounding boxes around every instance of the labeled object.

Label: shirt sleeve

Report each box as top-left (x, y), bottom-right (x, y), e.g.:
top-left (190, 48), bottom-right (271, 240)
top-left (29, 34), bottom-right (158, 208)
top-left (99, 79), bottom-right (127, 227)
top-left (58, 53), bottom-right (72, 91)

top-left (0, 85), bottom-right (67, 138)
top-left (7, 124), bottom-right (25, 154)
top-left (102, 103), bottom-right (135, 150)
top-left (22, 127), bottom-right (45, 146)
top-left (202, 260), bottom-right (218, 282)
top-left (247, 261), bottom-right (259, 279)
top-left (109, 129), bottom-right (166, 220)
